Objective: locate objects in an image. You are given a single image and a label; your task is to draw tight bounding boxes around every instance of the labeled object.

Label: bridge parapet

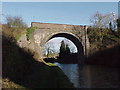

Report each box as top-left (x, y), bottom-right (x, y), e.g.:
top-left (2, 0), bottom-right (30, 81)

top-left (31, 22), bottom-right (85, 30)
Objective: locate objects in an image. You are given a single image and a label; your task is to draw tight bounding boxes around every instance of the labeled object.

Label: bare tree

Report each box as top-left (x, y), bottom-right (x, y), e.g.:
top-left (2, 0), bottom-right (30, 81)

top-left (6, 15), bottom-right (27, 28)
top-left (70, 46), bottom-right (76, 53)
top-left (90, 12), bottom-right (103, 28)
top-left (44, 42), bottom-right (55, 58)
top-left (90, 12), bottom-right (117, 29)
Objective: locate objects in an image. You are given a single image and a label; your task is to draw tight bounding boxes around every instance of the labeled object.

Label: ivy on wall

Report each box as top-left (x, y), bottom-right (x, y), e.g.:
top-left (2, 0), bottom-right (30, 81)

top-left (26, 27), bottom-right (37, 41)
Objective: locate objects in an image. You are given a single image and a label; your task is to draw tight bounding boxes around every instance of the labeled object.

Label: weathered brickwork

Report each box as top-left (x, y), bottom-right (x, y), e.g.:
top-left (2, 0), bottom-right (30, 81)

top-left (18, 22), bottom-right (90, 64)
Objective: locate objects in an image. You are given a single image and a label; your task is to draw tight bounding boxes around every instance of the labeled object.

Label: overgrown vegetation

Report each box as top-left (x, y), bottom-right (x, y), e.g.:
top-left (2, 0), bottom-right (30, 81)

top-left (26, 27), bottom-right (36, 41)
top-left (117, 18), bottom-right (120, 34)
top-left (87, 12), bottom-right (120, 55)
top-left (2, 24), bottom-right (26, 41)
top-left (87, 27), bottom-right (120, 55)
top-left (2, 16), bottom-right (27, 41)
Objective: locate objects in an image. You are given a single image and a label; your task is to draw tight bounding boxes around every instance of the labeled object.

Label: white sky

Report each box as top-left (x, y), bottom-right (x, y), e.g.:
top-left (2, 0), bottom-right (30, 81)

top-left (44, 37), bottom-right (78, 54)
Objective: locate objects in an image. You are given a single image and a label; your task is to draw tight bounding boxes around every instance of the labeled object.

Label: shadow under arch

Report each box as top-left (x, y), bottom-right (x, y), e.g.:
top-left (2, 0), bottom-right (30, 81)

top-left (47, 33), bottom-right (85, 64)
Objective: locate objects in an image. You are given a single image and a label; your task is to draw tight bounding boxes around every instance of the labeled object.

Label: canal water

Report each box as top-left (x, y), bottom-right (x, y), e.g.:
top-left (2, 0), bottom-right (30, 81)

top-left (54, 63), bottom-right (120, 88)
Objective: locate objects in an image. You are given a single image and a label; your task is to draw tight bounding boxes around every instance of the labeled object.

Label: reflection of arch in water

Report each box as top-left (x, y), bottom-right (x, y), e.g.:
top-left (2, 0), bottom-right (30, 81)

top-left (44, 33), bottom-right (85, 64)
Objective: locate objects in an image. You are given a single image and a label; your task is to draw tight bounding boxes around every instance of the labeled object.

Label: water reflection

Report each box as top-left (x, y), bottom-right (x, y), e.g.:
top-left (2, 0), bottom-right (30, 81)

top-left (54, 63), bottom-right (80, 88)
top-left (54, 63), bottom-right (120, 88)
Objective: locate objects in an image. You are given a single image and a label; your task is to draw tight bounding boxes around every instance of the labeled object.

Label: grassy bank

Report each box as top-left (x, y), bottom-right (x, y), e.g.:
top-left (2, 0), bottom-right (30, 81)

top-left (2, 35), bottom-right (74, 88)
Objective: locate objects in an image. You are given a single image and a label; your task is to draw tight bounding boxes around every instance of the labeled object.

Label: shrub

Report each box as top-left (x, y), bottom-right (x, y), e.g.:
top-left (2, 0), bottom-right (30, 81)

top-left (26, 27), bottom-right (36, 41)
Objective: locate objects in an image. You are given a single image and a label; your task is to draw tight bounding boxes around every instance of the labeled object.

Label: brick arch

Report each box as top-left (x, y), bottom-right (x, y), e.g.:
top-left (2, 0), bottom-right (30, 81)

top-left (29, 22), bottom-right (89, 64)
top-left (43, 33), bottom-right (85, 64)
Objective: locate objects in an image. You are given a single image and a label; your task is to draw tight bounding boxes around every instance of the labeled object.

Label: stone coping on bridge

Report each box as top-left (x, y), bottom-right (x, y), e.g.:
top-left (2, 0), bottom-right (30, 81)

top-left (31, 22), bottom-right (87, 30)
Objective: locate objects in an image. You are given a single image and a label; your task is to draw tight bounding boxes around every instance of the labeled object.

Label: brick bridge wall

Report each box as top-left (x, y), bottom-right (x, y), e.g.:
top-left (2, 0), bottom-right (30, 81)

top-left (18, 22), bottom-right (90, 64)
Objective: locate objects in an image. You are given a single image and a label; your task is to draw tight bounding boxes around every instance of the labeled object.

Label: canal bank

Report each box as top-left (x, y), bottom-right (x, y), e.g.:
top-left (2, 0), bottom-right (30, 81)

top-left (2, 35), bottom-right (75, 89)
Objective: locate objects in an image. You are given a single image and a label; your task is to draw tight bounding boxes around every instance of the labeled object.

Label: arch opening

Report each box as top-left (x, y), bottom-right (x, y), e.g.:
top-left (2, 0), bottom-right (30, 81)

top-left (42, 33), bottom-right (85, 64)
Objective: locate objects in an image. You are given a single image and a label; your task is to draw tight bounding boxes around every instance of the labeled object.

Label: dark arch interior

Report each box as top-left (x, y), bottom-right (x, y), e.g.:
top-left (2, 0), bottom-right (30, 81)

top-left (46, 33), bottom-right (85, 64)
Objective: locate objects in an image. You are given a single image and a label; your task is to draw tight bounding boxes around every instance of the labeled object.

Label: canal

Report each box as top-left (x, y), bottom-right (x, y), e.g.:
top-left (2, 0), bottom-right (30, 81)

top-left (54, 63), bottom-right (120, 88)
